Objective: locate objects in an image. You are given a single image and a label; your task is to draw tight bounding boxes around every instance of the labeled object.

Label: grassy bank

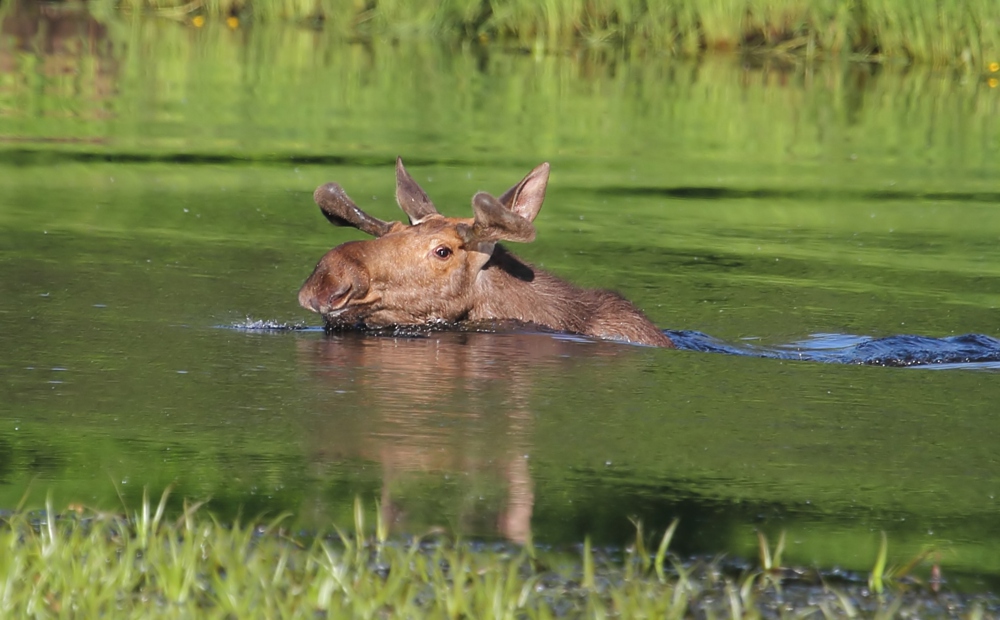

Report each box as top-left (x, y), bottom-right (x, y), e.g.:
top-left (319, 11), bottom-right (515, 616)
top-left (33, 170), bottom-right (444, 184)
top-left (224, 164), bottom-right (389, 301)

top-left (94, 0), bottom-right (1000, 66)
top-left (0, 493), bottom-right (990, 618)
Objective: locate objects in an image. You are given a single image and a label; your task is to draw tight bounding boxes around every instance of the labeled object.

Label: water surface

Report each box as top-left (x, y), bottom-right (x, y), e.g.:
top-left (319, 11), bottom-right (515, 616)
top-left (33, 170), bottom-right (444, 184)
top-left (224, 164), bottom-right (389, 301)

top-left (2, 10), bottom-right (1000, 584)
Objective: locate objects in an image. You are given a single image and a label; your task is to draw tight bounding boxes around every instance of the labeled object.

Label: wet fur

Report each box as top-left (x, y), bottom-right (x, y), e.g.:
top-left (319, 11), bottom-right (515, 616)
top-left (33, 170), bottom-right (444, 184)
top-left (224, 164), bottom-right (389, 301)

top-left (470, 246), bottom-right (673, 347)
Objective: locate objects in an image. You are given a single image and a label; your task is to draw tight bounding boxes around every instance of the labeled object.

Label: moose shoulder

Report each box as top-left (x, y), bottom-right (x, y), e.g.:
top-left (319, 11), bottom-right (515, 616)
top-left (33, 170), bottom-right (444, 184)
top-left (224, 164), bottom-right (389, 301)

top-left (298, 158), bottom-right (674, 348)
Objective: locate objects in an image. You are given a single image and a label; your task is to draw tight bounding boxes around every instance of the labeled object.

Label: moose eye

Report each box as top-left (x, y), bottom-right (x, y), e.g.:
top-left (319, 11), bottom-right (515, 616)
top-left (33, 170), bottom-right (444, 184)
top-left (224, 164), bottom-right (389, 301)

top-left (433, 245), bottom-right (453, 260)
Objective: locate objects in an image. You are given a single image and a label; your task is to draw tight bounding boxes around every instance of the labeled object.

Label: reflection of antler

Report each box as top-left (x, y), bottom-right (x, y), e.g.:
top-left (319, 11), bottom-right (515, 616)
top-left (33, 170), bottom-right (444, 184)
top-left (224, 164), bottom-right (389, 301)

top-left (298, 330), bottom-right (625, 543)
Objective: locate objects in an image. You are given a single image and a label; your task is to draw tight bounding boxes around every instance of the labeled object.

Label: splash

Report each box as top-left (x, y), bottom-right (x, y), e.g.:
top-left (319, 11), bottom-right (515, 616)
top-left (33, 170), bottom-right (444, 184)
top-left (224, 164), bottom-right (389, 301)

top-left (228, 317), bottom-right (311, 331)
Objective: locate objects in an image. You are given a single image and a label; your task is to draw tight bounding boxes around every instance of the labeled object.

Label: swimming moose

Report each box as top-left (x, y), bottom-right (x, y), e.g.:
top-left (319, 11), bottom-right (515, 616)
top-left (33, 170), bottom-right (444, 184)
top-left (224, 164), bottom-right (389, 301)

top-left (298, 158), bottom-right (674, 348)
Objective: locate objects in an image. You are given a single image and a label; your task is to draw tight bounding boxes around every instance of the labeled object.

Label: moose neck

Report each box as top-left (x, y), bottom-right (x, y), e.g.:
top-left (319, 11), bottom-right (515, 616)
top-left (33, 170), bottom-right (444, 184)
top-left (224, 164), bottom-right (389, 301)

top-left (469, 245), bottom-right (673, 347)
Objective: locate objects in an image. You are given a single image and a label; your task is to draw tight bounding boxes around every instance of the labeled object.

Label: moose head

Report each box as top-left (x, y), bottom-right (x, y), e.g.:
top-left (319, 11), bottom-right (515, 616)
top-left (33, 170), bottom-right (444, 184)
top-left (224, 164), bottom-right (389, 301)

top-left (298, 157), bottom-right (549, 327)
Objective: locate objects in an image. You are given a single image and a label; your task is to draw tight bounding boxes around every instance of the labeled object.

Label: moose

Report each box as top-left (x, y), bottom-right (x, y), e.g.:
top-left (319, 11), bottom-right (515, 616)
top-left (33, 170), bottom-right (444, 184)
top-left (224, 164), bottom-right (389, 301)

top-left (298, 158), bottom-right (674, 348)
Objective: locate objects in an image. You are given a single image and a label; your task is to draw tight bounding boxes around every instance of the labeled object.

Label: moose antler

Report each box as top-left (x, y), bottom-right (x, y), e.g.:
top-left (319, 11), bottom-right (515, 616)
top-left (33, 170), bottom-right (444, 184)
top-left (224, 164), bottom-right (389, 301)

top-left (313, 182), bottom-right (395, 238)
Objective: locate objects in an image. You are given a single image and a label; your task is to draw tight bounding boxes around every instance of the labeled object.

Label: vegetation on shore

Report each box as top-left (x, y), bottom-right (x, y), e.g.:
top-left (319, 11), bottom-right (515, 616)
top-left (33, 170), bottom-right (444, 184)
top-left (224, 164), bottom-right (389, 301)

top-left (0, 492), bottom-right (990, 618)
top-left (95, 0), bottom-right (1000, 66)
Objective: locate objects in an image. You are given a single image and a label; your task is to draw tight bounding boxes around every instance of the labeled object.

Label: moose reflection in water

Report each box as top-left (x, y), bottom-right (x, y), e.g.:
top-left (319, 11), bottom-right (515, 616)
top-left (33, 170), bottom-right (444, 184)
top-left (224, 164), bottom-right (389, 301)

top-left (298, 330), bottom-right (632, 543)
top-left (298, 158), bottom-right (674, 348)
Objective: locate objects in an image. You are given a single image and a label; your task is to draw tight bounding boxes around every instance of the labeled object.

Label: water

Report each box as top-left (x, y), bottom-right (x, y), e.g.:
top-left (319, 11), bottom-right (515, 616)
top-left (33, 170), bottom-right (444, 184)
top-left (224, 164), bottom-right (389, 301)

top-left (2, 9), bottom-right (1000, 585)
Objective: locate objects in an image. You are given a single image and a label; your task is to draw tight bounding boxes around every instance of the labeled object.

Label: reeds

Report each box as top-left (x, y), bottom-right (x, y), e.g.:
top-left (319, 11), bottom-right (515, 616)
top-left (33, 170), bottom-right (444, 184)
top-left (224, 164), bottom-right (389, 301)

top-left (0, 493), bottom-right (982, 618)
top-left (99, 0), bottom-right (1000, 66)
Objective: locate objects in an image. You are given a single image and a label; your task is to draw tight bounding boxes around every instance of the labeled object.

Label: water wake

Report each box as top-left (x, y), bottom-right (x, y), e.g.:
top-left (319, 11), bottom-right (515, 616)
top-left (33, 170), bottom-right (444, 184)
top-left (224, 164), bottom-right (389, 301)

top-left (667, 330), bottom-right (1000, 369)
top-left (228, 318), bottom-right (1000, 369)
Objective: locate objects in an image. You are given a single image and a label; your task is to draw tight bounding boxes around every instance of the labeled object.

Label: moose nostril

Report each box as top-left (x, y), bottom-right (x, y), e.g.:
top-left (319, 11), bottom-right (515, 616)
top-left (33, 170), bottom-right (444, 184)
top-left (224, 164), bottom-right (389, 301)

top-left (327, 282), bottom-right (352, 307)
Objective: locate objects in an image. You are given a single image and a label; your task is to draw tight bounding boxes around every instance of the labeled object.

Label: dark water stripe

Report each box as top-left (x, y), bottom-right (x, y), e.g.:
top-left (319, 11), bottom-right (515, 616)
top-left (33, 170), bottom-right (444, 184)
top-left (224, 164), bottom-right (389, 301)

top-left (0, 148), bottom-right (375, 167)
top-left (666, 330), bottom-right (1000, 369)
top-left (595, 185), bottom-right (1000, 204)
top-left (0, 147), bottom-right (497, 170)
top-left (7, 147), bottom-right (994, 204)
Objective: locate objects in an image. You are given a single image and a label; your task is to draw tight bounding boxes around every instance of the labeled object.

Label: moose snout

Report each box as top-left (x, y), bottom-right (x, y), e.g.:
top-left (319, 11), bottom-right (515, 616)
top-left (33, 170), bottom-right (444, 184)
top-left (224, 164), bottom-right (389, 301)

top-left (297, 282), bottom-right (322, 314)
top-left (298, 247), bottom-right (372, 318)
top-left (299, 275), bottom-right (355, 315)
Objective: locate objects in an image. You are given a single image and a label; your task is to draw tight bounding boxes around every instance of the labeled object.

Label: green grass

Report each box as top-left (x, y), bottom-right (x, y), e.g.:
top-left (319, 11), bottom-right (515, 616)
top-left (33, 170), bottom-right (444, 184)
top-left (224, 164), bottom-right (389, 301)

top-left (0, 492), bottom-right (990, 618)
top-left (88, 0), bottom-right (1000, 66)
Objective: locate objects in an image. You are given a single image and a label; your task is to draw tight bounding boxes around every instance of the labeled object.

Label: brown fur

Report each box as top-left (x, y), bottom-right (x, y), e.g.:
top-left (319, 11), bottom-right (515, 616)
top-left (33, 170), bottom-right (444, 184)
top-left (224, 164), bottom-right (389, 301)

top-left (298, 158), bottom-right (674, 348)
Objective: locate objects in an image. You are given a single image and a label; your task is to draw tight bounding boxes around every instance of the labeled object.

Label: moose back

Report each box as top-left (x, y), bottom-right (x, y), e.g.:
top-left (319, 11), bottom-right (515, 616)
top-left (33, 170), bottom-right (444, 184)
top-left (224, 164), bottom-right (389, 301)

top-left (298, 158), bottom-right (674, 348)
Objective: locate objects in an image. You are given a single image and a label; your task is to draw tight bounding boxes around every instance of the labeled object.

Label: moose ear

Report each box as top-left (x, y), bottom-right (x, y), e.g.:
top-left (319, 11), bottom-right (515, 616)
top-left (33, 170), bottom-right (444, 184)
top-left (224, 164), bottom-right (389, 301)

top-left (465, 192), bottom-right (536, 244)
top-left (395, 157), bottom-right (439, 224)
top-left (314, 183), bottom-right (395, 238)
top-left (497, 162), bottom-right (549, 223)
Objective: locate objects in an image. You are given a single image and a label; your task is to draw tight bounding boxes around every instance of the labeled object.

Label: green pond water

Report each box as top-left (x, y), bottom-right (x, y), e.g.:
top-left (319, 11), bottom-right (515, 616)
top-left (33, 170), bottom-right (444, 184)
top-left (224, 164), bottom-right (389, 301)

top-left (2, 10), bottom-right (1000, 586)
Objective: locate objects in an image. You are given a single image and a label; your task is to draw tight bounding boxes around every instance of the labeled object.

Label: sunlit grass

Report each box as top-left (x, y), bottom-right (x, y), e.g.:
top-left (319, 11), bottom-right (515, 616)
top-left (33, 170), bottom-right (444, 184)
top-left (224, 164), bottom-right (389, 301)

top-left (89, 0), bottom-right (1000, 66)
top-left (0, 491), bottom-right (989, 618)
